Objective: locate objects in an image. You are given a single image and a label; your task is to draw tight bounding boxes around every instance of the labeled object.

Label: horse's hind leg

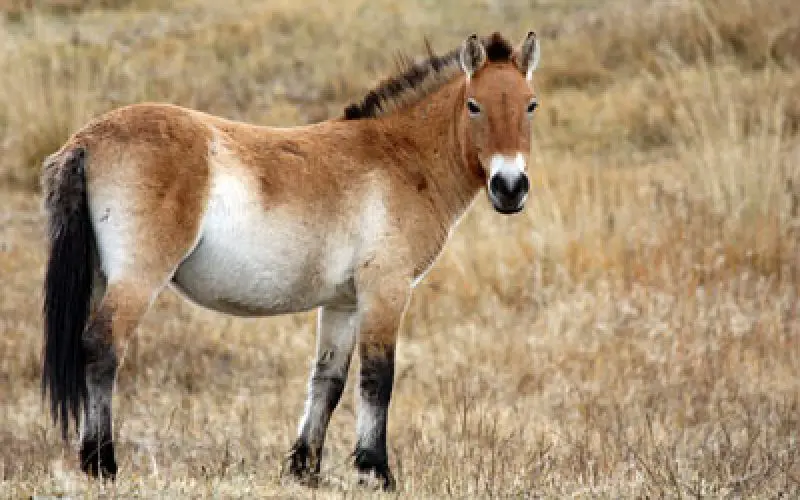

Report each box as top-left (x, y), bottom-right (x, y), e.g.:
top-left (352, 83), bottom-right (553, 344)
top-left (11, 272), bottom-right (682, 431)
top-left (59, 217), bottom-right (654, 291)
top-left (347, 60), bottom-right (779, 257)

top-left (78, 217), bottom-right (201, 477)
top-left (79, 278), bottom-right (159, 478)
top-left (73, 133), bottom-right (209, 477)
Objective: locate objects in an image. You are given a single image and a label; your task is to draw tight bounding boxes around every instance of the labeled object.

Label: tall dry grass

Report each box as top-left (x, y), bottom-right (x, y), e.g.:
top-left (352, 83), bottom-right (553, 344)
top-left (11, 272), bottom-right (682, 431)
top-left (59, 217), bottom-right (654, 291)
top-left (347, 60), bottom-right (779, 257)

top-left (1, 0), bottom-right (799, 497)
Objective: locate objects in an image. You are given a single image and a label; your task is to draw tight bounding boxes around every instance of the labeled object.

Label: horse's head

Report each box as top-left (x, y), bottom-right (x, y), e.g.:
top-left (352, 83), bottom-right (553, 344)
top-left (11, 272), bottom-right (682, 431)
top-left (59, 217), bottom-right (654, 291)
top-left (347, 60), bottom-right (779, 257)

top-left (460, 32), bottom-right (540, 214)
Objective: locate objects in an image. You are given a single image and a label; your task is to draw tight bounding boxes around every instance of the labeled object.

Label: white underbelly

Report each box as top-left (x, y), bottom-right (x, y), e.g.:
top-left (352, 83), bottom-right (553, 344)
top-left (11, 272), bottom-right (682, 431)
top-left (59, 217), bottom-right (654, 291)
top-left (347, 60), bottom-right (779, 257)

top-left (172, 172), bottom-right (357, 317)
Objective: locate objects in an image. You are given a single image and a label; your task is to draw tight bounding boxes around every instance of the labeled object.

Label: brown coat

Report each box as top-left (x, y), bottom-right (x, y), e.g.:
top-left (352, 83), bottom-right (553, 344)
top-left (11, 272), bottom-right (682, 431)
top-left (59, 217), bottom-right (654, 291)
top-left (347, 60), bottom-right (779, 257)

top-left (41, 31), bottom-right (541, 488)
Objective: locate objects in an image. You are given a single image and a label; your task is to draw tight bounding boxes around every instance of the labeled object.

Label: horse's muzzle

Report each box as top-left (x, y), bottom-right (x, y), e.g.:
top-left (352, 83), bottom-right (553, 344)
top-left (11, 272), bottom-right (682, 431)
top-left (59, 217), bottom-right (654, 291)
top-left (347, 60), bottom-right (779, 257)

top-left (489, 171), bottom-right (529, 214)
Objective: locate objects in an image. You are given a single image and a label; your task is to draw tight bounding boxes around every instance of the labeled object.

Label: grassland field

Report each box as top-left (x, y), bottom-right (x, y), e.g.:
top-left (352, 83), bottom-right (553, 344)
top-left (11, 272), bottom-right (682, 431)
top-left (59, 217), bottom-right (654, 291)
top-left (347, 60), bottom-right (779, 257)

top-left (1, 0), bottom-right (799, 497)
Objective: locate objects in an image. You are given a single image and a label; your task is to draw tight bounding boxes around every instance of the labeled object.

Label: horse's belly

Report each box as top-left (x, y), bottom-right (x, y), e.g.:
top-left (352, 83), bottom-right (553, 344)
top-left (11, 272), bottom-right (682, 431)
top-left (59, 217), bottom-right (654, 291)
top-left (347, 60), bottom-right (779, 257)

top-left (171, 177), bottom-right (356, 316)
top-left (172, 242), bottom-right (322, 316)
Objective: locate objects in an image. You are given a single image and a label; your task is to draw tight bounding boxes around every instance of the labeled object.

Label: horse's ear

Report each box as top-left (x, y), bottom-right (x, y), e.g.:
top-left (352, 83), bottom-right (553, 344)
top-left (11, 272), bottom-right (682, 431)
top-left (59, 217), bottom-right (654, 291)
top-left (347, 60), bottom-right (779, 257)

top-left (460, 34), bottom-right (486, 79)
top-left (516, 31), bottom-right (540, 81)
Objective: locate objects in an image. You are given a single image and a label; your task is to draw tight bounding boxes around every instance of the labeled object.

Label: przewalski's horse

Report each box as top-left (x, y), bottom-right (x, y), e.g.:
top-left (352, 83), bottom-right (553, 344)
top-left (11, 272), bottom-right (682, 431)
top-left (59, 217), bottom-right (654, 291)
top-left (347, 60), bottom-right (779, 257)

top-left (41, 31), bottom-right (540, 490)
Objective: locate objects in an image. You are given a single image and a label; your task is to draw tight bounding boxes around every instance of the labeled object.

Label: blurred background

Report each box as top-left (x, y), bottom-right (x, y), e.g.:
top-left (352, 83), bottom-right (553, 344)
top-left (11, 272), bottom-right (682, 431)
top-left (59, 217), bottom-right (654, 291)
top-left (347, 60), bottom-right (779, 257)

top-left (1, 0), bottom-right (798, 497)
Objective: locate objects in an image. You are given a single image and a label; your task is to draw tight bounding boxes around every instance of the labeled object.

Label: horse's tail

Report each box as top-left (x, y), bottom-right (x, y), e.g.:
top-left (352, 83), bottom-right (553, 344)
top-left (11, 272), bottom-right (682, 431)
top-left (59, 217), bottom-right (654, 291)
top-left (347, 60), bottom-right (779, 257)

top-left (41, 146), bottom-right (94, 440)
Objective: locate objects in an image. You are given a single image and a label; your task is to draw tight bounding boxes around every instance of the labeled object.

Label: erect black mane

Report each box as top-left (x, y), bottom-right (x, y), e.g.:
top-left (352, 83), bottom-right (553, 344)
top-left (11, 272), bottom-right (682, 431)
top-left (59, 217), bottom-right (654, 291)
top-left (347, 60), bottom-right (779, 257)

top-left (343, 33), bottom-right (515, 120)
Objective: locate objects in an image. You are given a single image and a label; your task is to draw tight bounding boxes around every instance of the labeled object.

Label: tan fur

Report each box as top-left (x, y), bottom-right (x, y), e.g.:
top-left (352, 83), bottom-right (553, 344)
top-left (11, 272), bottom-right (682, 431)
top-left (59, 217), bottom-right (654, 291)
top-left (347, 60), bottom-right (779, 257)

top-left (466, 63), bottom-right (535, 161)
top-left (68, 104), bottom-right (211, 280)
top-left (46, 34), bottom-right (537, 300)
top-left (43, 31), bottom-right (540, 356)
top-left (42, 32), bottom-right (540, 485)
top-left (54, 99), bottom-right (473, 289)
top-left (41, 31), bottom-right (542, 364)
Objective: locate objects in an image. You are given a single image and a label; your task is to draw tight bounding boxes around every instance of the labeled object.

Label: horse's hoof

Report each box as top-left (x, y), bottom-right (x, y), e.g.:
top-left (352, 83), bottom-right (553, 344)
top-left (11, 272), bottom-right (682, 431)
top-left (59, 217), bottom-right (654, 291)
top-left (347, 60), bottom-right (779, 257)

top-left (354, 448), bottom-right (396, 492)
top-left (80, 439), bottom-right (117, 480)
top-left (283, 440), bottom-right (320, 487)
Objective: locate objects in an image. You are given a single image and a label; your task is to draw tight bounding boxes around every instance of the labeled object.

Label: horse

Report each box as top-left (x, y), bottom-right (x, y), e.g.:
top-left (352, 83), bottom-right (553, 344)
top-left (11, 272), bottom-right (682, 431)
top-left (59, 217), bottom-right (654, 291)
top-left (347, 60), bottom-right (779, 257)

top-left (41, 31), bottom-right (541, 490)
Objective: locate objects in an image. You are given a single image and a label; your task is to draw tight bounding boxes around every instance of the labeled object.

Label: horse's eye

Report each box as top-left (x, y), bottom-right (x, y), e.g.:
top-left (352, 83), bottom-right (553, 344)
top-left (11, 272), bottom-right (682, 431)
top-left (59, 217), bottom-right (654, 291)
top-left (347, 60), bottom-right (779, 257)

top-left (526, 100), bottom-right (538, 115)
top-left (466, 98), bottom-right (481, 117)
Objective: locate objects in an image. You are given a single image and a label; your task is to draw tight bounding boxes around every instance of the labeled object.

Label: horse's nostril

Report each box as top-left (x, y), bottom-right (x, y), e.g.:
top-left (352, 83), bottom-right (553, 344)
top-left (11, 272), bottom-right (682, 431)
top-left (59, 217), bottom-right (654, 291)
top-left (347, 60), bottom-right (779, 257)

top-left (490, 174), bottom-right (512, 198)
top-left (517, 174), bottom-right (530, 196)
top-left (490, 174), bottom-right (528, 200)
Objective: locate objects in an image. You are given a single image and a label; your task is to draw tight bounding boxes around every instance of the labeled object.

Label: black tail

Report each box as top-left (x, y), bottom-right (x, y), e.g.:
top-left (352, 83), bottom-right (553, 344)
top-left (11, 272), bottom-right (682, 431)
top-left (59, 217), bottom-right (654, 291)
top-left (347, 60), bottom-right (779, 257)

top-left (42, 146), bottom-right (93, 440)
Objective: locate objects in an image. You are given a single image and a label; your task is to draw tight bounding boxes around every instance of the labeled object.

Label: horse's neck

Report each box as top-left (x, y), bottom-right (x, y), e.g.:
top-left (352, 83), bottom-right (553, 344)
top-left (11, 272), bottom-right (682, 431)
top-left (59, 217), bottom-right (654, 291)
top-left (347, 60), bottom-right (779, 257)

top-left (377, 79), bottom-right (484, 231)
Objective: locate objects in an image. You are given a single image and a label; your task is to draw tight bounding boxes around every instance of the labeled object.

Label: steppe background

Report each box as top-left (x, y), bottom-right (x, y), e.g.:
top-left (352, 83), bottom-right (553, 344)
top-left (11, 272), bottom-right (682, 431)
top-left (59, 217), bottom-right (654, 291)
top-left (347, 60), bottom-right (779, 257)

top-left (1, 0), bottom-right (799, 497)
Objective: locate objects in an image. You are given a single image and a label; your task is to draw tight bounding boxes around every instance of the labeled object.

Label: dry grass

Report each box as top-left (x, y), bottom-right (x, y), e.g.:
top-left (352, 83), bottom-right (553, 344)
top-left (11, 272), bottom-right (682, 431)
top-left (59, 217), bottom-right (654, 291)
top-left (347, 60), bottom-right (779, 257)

top-left (1, 0), bottom-right (799, 497)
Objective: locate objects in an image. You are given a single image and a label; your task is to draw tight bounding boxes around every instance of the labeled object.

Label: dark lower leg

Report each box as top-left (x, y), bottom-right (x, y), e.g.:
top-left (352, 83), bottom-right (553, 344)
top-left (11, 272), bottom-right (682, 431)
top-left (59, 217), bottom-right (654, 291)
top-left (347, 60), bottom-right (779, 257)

top-left (354, 343), bottom-right (395, 491)
top-left (80, 307), bottom-right (118, 478)
top-left (287, 371), bottom-right (348, 481)
top-left (287, 306), bottom-right (356, 482)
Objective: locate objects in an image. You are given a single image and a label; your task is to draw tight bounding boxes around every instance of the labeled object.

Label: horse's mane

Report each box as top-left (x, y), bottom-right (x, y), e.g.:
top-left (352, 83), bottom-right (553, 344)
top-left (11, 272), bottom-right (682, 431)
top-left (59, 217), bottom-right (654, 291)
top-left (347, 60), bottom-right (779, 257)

top-left (343, 33), bottom-right (514, 120)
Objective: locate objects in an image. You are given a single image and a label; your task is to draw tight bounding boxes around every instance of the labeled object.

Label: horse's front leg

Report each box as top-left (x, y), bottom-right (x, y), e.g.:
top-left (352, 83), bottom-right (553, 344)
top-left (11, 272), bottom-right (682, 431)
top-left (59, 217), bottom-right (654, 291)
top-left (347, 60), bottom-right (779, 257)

top-left (352, 269), bottom-right (411, 491)
top-left (286, 304), bottom-right (358, 484)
